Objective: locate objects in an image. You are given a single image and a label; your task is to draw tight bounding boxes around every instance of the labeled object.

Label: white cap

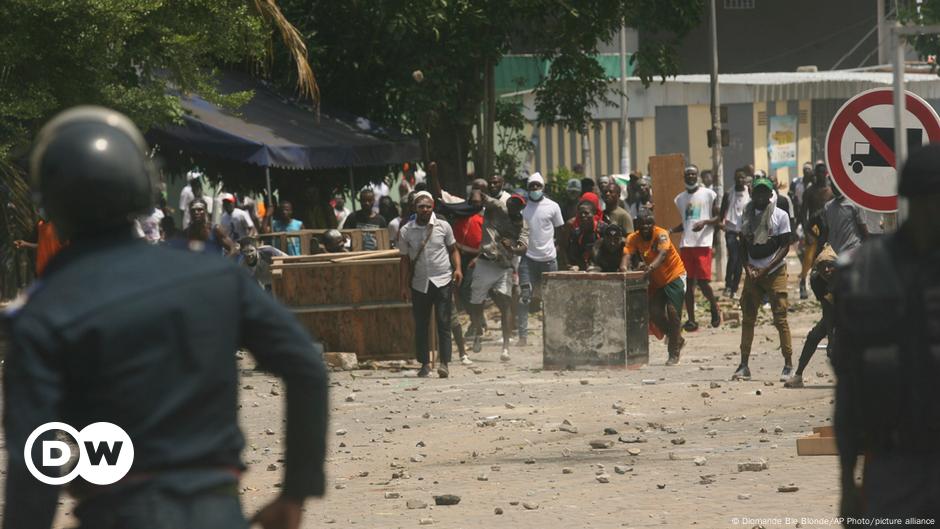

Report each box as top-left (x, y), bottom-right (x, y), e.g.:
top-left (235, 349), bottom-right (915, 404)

top-left (186, 169), bottom-right (203, 181)
top-left (528, 172), bottom-right (544, 186)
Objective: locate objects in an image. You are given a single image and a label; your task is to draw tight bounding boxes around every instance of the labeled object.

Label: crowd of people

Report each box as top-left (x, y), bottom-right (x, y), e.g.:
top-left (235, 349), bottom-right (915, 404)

top-left (390, 159), bottom-right (870, 389)
top-left (10, 154), bottom-right (870, 388)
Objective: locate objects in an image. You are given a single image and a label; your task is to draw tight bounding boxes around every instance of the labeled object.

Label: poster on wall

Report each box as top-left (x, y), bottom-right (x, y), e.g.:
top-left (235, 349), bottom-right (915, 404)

top-left (768, 115), bottom-right (798, 170)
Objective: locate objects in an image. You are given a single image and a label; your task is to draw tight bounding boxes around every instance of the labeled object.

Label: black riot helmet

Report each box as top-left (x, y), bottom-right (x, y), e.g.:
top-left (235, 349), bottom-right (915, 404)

top-left (30, 106), bottom-right (155, 240)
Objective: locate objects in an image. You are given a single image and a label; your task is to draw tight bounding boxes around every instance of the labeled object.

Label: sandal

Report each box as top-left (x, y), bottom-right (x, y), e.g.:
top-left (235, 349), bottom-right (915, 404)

top-left (710, 307), bottom-right (722, 328)
top-left (682, 320), bottom-right (699, 333)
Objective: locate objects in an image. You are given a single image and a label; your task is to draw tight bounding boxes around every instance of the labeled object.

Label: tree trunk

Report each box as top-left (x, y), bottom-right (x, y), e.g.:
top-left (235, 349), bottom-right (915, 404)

top-left (429, 120), bottom-right (471, 196)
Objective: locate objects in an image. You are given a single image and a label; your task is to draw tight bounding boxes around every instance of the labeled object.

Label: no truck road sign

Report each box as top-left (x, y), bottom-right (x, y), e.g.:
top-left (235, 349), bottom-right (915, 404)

top-left (825, 87), bottom-right (940, 213)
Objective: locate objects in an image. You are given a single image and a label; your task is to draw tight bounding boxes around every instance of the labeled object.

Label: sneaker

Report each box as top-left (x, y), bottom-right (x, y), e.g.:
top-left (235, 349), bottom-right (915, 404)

top-left (437, 363), bottom-right (449, 378)
top-left (784, 374), bottom-right (804, 388)
top-left (779, 365), bottom-right (794, 382)
top-left (472, 335), bottom-right (482, 353)
top-left (682, 320), bottom-right (699, 333)
top-left (517, 336), bottom-right (528, 347)
top-left (417, 364), bottom-right (431, 378)
top-left (665, 355), bottom-right (679, 366)
top-left (500, 348), bottom-right (511, 362)
top-left (460, 355), bottom-right (474, 366)
top-left (799, 283), bottom-right (808, 300)
top-left (732, 364), bottom-right (751, 381)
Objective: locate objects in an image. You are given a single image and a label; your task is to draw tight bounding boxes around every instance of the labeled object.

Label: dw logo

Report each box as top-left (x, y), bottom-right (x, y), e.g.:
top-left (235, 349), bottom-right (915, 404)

top-left (24, 422), bottom-right (134, 485)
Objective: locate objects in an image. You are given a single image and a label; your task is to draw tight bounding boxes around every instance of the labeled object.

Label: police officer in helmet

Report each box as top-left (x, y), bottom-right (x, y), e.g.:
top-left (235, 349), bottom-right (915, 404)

top-left (3, 106), bottom-right (329, 529)
top-left (834, 143), bottom-right (940, 524)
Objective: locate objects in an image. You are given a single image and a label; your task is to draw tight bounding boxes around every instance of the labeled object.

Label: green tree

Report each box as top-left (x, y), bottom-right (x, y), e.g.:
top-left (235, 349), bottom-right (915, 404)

top-left (0, 0), bottom-right (314, 296)
top-left (276, 0), bottom-right (704, 191)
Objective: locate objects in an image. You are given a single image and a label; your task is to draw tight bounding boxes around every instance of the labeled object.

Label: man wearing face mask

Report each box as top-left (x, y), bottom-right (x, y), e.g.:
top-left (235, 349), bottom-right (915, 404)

top-left (518, 173), bottom-right (565, 346)
top-left (671, 165), bottom-right (721, 331)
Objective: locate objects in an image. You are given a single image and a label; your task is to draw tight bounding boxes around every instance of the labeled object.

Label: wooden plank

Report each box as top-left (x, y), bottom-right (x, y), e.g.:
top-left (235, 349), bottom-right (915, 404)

top-left (796, 433), bottom-right (838, 456)
top-left (330, 250), bottom-right (401, 263)
top-left (289, 301), bottom-right (411, 314)
top-left (648, 153), bottom-right (687, 249)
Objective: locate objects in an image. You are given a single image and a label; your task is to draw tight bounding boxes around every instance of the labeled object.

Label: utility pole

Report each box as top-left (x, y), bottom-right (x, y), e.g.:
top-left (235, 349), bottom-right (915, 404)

top-left (709, 0), bottom-right (725, 281)
top-left (619, 22), bottom-right (631, 175)
top-left (877, 0), bottom-right (888, 65)
top-left (582, 131), bottom-right (593, 181)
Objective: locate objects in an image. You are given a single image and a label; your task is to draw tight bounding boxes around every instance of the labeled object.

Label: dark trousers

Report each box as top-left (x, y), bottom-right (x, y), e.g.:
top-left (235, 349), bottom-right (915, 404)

top-left (724, 231), bottom-right (744, 295)
top-left (796, 298), bottom-right (833, 375)
top-left (412, 281), bottom-right (453, 365)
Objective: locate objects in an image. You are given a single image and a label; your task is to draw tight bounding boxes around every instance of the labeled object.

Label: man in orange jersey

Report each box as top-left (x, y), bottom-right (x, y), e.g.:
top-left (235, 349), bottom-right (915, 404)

top-left (621, 208), bottom-right (687, 365)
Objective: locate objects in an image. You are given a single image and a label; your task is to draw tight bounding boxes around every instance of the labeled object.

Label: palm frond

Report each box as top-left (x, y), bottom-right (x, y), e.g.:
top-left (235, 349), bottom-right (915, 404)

top-left (251, 0), bottom-right (319, 105)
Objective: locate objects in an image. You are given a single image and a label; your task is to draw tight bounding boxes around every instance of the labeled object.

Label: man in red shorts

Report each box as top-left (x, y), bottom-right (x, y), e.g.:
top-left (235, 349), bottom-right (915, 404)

top-left (671, 165), bottom-right (720, 331)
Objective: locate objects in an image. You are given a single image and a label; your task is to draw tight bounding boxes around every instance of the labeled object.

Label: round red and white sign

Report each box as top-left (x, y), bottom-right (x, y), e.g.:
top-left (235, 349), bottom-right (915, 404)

top-left (825, 87), bottom-right (940, 213)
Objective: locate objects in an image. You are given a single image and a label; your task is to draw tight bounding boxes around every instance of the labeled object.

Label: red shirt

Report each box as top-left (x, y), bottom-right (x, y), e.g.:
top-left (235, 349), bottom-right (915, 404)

top-left (36, 220), bottom-right (65, 276)
top-left (453, 214), bottom-right (483, 250)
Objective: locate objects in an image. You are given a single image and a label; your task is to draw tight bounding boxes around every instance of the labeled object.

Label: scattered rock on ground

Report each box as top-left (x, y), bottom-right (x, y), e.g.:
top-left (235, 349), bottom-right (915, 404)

top-left (434, 494), bottom-right (461, 506)
top-left (407, 499), bottom-right (428, 509)
top-left (738, 459), bottom-right (769, 472)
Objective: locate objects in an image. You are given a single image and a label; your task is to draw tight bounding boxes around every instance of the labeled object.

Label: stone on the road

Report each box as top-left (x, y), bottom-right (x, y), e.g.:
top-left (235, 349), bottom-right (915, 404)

top-left (590, 439), bottom-right (614, 449)
top-left (693, 457), bottom-right (707, 466)
top-left (384, 492), bottom-right (400, 499)
top-left (738, 460), bottom-right (769, 472)
top-left (407, 499), bottom-right (428, 509)
top-left (523, 502), bottom-right (539, 510)
top-left (562, 467), bottom-right (573, 474)
top-left (627, 448), bottom-right (642, 456)
top-left (434, 494), bottom-right (461, 506)
top-left (614, 465), bottom-right (633, 474)
top-left (494, 507), bottom-right (504, 515)
top-left (778, 484), bottom-right (799, 493)
top-left (595, 474), bottom-right (611, 483)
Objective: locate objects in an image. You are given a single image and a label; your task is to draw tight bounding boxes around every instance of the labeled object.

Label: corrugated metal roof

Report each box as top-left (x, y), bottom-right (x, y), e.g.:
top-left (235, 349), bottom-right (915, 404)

top-left (660, 71), bottom-right (940, 102)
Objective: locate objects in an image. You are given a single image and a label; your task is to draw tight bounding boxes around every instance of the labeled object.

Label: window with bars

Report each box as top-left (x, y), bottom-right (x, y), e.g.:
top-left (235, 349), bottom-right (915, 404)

top-left (724, 0), bottom-right (755, 9)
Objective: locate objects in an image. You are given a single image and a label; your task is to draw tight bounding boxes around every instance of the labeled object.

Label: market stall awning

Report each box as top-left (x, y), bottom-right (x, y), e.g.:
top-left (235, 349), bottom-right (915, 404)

top-left (148, 74), bottom-right (421, 170)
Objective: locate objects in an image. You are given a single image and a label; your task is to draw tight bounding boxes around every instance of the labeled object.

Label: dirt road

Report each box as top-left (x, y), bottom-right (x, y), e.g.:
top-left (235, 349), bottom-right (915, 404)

top-left (4, 259), bottom-right (843, 528)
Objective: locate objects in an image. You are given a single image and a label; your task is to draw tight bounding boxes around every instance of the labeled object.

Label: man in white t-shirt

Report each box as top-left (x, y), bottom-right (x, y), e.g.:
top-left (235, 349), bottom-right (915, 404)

top-left (733, 177), bottom-right (794, 382)
top-left (220, 193), bottom-right (257, 242)
top-left (719, 167), bottom-right (751, 299)
top-left (518, 172), bottom-right (565, 345)
top-left (671, 165), bottom-right (721, 332)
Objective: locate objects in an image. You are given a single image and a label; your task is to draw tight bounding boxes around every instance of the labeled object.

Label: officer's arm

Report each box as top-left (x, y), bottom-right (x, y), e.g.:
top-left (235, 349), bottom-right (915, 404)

top-left (238, 273), bottom-right (329, 500)
top-left (3, 316), bottom-right (64, 529)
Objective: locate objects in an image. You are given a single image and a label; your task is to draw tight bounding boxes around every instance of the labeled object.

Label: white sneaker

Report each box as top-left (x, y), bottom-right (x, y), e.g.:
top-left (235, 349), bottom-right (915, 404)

top-left (500, 349), bottom-right (511, 362)
top-left (460, 355), bottom-right (473, 366)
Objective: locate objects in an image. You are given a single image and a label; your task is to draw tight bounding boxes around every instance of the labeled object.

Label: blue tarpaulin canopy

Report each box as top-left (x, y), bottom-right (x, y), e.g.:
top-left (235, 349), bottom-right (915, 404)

top-left (148, 74), bottom-right (420, 171)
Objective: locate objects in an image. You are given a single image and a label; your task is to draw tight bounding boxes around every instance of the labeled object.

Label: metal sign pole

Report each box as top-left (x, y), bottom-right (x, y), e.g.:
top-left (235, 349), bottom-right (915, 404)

top-left (888, 23), bottom-right (905, 233)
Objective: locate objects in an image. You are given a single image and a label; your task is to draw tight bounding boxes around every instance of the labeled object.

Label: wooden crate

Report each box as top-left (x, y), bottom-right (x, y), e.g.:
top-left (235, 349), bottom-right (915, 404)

top-left (542, 271), bottom-right (649, 369)
top-left (260, 229), bottom-right (390, 254)
top-left (271, 256), bottom-right (423, 361)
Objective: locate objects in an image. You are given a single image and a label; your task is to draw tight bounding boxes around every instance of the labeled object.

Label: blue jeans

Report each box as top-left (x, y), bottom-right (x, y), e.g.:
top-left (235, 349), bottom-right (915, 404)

top-left (76, 484), bottom-right (248, 529)
top-left (517, 255), bottom-right (558, 339)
